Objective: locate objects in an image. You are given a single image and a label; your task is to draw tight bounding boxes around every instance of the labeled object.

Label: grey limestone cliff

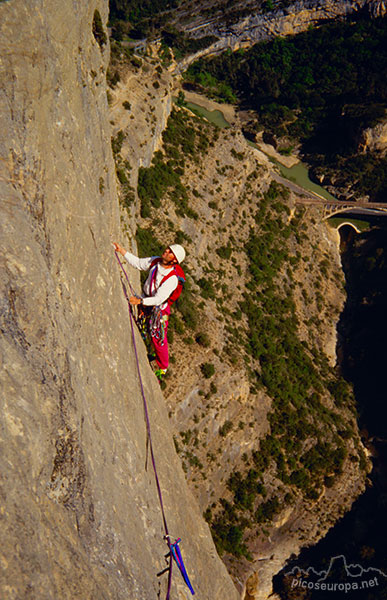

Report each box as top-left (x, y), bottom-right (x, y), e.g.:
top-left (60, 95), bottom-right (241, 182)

top-left (0, 1), bottom-right (239, 599)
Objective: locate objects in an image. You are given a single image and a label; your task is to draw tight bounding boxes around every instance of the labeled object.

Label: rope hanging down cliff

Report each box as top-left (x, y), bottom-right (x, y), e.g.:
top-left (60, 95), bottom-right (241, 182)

top-left (114, 251), bottom-right (195, 598)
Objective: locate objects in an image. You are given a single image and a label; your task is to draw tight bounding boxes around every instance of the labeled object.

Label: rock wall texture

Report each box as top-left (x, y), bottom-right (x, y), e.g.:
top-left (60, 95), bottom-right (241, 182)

top-left (0, 2), bottom-right (239, 599)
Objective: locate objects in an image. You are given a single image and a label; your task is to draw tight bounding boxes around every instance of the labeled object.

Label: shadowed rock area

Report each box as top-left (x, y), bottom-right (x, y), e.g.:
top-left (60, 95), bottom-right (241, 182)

top-left (0, 1), bottom-right (239, 598)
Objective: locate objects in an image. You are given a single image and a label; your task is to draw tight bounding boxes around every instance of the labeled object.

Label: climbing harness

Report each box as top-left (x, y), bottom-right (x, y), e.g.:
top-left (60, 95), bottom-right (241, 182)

top-left (136, 303), bottom-right (167, 349)
top-left (149, 258), bottom-right (186, 307)
top-left (114, 251), bottom-right (194, 598)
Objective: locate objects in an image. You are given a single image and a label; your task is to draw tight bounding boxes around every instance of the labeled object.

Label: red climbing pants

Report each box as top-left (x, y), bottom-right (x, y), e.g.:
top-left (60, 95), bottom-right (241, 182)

top-left (151, 306), bottom-right (170, 371)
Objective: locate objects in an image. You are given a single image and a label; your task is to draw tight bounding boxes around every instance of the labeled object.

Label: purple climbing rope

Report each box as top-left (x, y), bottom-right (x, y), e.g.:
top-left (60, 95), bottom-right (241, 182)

top-left (114, 251), bottom-right (173, 599)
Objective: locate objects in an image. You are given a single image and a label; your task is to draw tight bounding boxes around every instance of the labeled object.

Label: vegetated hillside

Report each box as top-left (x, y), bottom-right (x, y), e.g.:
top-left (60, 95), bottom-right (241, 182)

top-left (109, 43), bottom-right (370, 598)
top-left (184, 14), bottom-right (387, 203)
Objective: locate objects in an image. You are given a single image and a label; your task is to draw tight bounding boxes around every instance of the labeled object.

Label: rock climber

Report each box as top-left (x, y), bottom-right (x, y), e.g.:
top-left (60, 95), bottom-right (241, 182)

top-left (113, 242), bottom-right (186, 383)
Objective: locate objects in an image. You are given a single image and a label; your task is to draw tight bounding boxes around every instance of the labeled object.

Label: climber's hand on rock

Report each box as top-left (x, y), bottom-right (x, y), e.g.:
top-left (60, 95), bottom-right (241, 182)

top-left (129, 296), bottom-right (142, 306)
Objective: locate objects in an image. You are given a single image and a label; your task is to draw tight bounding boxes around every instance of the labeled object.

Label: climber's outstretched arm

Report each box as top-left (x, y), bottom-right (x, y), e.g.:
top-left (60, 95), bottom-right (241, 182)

top-left (112, 242), bottom-right (157, 271)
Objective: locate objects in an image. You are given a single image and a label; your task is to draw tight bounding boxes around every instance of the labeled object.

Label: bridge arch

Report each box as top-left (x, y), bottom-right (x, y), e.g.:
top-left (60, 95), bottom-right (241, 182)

top-left (336, 221), bottom-right (361, 234)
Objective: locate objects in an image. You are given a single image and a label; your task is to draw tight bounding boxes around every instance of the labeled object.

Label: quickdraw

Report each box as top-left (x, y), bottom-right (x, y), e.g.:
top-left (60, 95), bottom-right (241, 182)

top-left (136, 307), bottom-right (149, 343)
top-left (158, 537), bottom-right (195, 596)
top-left (170, 538), bottom-right (195, 595)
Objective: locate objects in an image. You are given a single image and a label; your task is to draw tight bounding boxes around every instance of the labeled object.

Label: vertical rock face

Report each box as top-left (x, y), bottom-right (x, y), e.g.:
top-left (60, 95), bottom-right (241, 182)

top-left (0, 2), bottom-right (239, 599)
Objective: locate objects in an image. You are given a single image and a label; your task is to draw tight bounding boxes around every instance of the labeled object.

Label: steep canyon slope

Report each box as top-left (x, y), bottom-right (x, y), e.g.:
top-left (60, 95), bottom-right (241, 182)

top-left (109, 40), bottom-right (369, 599)
top-left (0, 2), bottom-right (238, 599)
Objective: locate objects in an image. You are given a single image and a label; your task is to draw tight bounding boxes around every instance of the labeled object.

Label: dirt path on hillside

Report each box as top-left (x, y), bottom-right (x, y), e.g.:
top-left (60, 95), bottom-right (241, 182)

top-left (255, 135), bottom-right (300, 168)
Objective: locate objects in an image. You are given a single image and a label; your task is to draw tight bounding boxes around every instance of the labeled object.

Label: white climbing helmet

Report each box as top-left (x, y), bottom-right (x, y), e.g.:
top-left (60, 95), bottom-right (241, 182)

top-left (169, 244), bottom-right (185, 264)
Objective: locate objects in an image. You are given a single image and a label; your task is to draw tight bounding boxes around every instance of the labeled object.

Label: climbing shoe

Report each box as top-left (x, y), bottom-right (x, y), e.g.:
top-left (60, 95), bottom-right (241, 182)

top-left (154, 368), bottom-right (166, 383)
top-left (147, 351), bottom-right (156, 362)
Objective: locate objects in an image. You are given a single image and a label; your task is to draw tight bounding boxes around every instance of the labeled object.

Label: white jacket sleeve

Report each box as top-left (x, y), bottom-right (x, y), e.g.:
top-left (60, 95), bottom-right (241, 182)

top-left (142, 276), bottom-right (178, 307)
top-left (124, 252), bottom-right (158, 271)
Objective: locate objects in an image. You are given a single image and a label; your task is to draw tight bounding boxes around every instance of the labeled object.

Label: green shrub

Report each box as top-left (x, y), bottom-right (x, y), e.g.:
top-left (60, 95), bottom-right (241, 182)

top-left (219, 420), bottom-right (233, 437)
top-left (231, 148), bottom-right (245, 160)
top-left (201, 362), bottom-right (215, 378)
top-left (116, 167), bottom-right (128, 185)
top-left (216, 243), bottom-right (232, 260)
top-left (203, 508), bottom-right (212, 523)
top-left (195, 332), bottom-right (211, 347)
top-left (177, 91), bottom-right (186, 106)
top-left (169, 313), bottom-right (184, 335)
top-left (197, 277), bottom-right (216, 300)
top-left (107, 69), bottom-right (120, 88)
top-left (210, 499), bottom-right (250, 558)
top-left (135, 227), bottom-right (163, 257)
top-left (255, 496), bottom-right (280, 523)
top-left (290, 468), bottom-right (310, 490)
top-left (210, 382), bottom-right (217, 395)
top-left (176, 278), bottom-right (198, 330)
top-left (111, 130), bottom-right (125, 156)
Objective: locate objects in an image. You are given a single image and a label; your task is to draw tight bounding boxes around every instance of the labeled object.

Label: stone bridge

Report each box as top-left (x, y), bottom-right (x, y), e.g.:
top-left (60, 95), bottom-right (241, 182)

top-left (321, 202), bottom-right (387, 220)
top-left (271, 172), bottom-right (387, 223)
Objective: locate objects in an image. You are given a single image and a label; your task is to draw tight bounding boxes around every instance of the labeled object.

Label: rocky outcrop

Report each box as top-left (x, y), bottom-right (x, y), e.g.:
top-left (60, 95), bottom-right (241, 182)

top-left (178, 0), bottom-right (386, 68)
top-left (0, 2), bottom-right (239, 599)
top-left (360, 118), bottom-right (387, 154)
top-left (367, 0), bottom-right (387, 17)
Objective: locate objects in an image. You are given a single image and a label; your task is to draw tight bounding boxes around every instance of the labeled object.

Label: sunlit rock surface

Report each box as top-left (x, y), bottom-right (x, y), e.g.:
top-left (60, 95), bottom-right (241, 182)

top-left (0, 2), bottom-right (239, 599)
